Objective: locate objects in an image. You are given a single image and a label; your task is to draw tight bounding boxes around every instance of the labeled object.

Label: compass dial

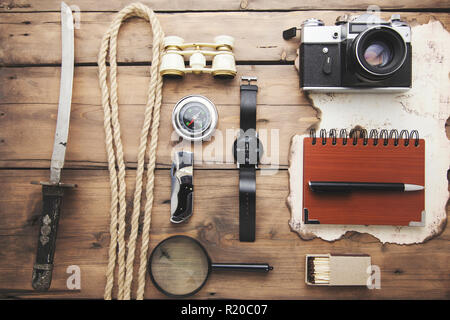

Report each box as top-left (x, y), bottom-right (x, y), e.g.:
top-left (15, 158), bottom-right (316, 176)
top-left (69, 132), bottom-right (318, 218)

top-left (172, 95), bottom-right (218, 141)
top-left (179, 102), bottom-right (211, 134)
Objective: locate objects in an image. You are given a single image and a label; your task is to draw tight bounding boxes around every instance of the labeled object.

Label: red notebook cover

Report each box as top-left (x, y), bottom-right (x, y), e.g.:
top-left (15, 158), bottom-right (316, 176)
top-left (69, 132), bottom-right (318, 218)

top-left (302, 133), bottom-right (425, 226)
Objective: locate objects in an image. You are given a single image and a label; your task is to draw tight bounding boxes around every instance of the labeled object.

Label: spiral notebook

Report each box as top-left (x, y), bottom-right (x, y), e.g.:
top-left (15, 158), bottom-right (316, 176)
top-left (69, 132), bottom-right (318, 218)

top-left (303, 129), bottom-right (425, 226)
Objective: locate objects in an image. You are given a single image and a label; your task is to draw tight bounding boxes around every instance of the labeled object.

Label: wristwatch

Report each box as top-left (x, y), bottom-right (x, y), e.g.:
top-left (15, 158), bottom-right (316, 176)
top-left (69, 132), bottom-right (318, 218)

top-left (233, 76), bottom-right (263, 242)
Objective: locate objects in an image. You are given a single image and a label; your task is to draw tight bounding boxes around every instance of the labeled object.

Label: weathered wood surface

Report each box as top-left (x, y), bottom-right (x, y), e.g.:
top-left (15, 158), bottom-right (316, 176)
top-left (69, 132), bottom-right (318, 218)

top-left (0, 65), bottom-right (317, 169)
top-left (0, 2), bottom-right (449, 300)
top-left (0, 170), bottom-right (449, 299)
top-left (0, 12), bottom-right (449, 65)
top-left (1, 0), bottom-right (449, 12)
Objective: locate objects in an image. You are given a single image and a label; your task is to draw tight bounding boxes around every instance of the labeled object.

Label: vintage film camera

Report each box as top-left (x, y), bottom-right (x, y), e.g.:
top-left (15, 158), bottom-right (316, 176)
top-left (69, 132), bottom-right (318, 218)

top-left (283, 14), bottom-right (412, 92)
top-left (160, 35), bottom-right (237, 78)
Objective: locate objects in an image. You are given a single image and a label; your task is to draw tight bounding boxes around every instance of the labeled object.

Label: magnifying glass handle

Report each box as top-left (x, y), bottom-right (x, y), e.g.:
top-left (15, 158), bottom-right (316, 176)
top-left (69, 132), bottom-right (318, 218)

top-left (211, 263), bottom-right (273, 272)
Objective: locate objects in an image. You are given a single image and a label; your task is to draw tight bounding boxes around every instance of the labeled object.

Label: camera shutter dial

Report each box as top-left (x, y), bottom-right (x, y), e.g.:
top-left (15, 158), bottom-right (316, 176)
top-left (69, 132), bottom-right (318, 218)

top-left (302, 18), bottom-right (324, 27)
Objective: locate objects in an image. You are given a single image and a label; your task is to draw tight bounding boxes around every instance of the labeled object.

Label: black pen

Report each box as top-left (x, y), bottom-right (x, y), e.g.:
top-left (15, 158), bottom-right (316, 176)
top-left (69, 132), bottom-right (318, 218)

top-left (308, 181), bottom-right (424, 192)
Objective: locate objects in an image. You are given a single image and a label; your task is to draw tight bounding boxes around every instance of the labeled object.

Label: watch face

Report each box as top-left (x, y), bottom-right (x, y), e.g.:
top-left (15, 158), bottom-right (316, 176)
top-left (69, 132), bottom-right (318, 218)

top-left (233, 135), bottom-right (263, 165)
top-left (172, 95), bottom-right (218, 141)
top-left (179, 102), bottom-right (211, 134)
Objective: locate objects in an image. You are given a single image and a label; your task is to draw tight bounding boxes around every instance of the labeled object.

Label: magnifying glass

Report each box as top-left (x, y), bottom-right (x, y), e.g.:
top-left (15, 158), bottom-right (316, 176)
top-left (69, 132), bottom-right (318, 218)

top-left (148, 235), bottom-right (273, 297)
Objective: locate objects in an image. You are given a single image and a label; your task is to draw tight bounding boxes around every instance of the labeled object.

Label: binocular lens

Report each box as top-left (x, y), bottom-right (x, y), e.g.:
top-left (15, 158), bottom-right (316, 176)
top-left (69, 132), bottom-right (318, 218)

top-left (162, 73), bottom-right (183, 79)
top-left (213, 73), bottom-right (235, 79)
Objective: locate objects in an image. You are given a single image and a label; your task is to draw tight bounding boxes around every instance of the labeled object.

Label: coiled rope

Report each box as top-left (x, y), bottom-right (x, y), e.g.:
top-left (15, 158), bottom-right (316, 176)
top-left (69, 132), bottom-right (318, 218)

top-left (97, 3), bottom-right (164, 300)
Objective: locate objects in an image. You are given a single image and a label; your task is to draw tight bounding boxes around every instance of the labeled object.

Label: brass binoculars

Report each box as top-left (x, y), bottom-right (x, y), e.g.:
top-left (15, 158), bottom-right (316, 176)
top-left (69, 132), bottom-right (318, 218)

top-left (160, 35), bottom-right (237, 79)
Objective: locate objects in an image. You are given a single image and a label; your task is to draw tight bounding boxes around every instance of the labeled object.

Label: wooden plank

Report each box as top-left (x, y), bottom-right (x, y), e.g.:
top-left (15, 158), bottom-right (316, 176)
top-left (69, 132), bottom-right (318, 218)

top-left (0, 169), bottom-right (449, 299)
top-left (0, 11), bottom-right (449, 65)
top-left (1, 0), bottom-right (449, 12)
top-left (0, 103), bottom-right (316, 169)
top-left (0, 65), bottom-right (309, 106)
top-left (0, 65), bottom-right (318, 169)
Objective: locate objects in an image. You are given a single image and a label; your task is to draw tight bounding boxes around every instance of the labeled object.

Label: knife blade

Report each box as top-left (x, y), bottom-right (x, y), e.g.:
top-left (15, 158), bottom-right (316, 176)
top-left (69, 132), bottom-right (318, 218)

top-left (50, 1), bottom-right (74, 184)
top-left (31, 2), bottom-right (76, 291)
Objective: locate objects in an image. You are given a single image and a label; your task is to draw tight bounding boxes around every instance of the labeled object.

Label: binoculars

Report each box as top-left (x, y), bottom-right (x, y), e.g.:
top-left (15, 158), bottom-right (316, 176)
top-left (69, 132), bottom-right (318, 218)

top-left (160, 35), bottom-right (237, 79)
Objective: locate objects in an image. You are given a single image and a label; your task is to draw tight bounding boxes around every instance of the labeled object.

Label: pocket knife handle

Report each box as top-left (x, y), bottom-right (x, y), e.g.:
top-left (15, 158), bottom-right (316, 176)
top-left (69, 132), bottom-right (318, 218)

top-left (170, 152), bottom-right (194, 224)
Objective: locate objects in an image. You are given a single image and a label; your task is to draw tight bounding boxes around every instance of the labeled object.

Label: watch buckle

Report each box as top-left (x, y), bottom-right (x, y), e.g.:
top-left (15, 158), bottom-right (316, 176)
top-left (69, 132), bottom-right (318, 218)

top-left (241, 76), bottom-right (257, 85)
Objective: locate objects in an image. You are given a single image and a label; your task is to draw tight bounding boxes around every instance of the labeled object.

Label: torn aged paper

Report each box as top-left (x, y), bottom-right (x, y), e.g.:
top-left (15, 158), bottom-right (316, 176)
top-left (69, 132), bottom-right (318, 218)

top-left (288, 20), bottom-right (449, 244)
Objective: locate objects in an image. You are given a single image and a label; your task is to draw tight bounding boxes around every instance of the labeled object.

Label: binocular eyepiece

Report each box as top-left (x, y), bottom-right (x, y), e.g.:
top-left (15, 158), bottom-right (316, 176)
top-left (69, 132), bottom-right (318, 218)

top-left (160, 35), bottom-right (237, 79)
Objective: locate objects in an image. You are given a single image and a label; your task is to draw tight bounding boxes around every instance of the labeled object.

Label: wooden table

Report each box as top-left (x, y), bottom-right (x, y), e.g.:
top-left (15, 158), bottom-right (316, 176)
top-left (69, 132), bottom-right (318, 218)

top-left (0, 0), bottom-right (448, 299)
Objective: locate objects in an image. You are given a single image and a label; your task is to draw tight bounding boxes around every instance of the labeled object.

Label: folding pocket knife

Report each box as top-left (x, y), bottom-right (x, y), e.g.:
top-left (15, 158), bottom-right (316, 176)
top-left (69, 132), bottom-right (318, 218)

top-left (170, 151), bottom-right (194, 223)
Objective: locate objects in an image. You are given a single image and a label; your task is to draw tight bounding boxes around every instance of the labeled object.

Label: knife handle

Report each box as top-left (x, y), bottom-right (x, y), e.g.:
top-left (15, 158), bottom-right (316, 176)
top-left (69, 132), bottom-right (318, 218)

top-left (32, 185), bottom-right (65, 291)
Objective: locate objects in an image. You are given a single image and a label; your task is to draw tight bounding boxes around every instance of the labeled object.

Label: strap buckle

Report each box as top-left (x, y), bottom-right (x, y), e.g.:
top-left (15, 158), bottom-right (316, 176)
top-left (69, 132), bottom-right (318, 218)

top-left (241, 76), bottom-right (257, 85)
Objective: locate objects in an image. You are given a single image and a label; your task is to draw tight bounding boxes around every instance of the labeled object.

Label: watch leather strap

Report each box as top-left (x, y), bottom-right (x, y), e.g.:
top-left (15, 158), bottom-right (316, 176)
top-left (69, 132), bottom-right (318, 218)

top-left (240, 84), bottom-right (258, 133)
top-left (238, 80), bottom-right (258, 242)
top-left (239, 166), bottom-right (256, 242)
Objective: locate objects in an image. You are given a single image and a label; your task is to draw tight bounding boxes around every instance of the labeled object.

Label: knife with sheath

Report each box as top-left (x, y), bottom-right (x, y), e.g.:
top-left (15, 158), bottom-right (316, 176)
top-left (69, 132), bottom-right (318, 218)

top-left (31, 2), bottom-right (76, 291)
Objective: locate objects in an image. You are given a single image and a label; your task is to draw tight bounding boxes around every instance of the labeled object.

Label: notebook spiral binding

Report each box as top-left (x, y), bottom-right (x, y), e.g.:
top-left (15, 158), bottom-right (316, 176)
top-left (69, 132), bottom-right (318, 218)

top-left (309, 128), bottom-right (420, 147)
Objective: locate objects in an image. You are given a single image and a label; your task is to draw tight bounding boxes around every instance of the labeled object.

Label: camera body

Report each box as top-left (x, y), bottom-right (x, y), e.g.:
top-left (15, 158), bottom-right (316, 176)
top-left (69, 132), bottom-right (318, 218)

top-left (296, 14), bottom-right (411, 92)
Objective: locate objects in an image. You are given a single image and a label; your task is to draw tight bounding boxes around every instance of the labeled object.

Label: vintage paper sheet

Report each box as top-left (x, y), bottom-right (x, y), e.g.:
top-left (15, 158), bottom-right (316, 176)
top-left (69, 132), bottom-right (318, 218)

top-left (288, 20), bottom-right (450, 244)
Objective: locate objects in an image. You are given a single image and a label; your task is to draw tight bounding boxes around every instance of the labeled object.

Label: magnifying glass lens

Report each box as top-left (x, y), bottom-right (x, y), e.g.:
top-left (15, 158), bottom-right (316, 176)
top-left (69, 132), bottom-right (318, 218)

top-left (149, 237), bottom-right (209, 296)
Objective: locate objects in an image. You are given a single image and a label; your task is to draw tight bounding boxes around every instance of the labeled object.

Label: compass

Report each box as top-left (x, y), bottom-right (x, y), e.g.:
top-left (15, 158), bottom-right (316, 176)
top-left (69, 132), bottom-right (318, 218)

top-left (172, 95), bottom-right (218, 141)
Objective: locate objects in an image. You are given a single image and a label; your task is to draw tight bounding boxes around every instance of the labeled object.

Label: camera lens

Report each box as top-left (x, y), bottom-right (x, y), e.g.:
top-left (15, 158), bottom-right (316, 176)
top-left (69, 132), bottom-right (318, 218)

top-left (353, 26), bottom-right (407, 79)
top-left (363, 41), bottom-right (392, 67)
